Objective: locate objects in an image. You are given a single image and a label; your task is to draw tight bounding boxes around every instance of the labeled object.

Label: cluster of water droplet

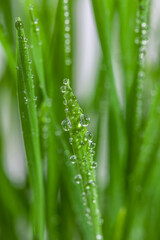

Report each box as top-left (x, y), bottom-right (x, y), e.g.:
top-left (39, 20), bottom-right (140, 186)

top-left (40, 98), bottom-right (52, 146)
top-left (63, 0), bottom-right (72, 66)
top-left (15, 17), bottom-right (39, 111)
top-left (135, 2), bottom-right (149, 65)
top-left (60, 79), bottom-right (103, 237)
top-left (30, 5), bottom-right (42, 47)
top-left (134, 1), bottom-right (149, 129)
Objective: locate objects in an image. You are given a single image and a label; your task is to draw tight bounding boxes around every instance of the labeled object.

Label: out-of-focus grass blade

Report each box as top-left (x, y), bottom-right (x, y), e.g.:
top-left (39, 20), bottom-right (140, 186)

top-left (0, 25), bottom-right (16, 79)
top-left (15, 17), bottom-right (44, 240)
top-left (91, 1), bottom-right (127, 238)
top-left (0, 0), bottom-right (14, 43)
top-left (29, 6), bottom-right (47, 99)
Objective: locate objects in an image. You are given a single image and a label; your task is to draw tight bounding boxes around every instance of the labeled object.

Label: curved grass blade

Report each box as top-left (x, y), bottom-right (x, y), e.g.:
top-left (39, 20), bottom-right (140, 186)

top-left (15, 17), bottom-right (45, 240)
top-left (61, 79), bottom-right (103, 240)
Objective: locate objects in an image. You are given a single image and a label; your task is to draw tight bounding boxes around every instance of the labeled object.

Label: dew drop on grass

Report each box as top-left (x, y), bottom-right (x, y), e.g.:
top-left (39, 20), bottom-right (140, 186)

top-left (90, 149), bottom-right (95, 156)
top-left (70, 155), bottom-right (77, 164)
top-left (91, 161), bottom-right (97, 169)
top-left (63, 78), bottom-right (70, 85)
top-left (96, 234), bottom-right (103, 240)
top-left (36, 26), bottom-right (40, 32)
top-left (65, 58), bottom-right (72, 66)
top-left (63, 100), bottom-right (67, 105)
top-left (61, 118), bottom-right (71, 131)
top-left (15, 18), bottom-right (23, 30)
top-left (74, 174), bottom-right (82, 184)
top-left (60, 86), bottom-right (67, 93)
top-left (89, 141), bottom-right (96, 149)
top-left (34, 18), bottom-right (39, 25)
top-left (80, 114), bottom-right (90, 127)
top-left (88, 180), bottom-right (96, 186)
top-left (69, 137), bottom-right (73, 145)
top-left (85, 131), bottom-right (92, 140)
top-left (18, 36), bottom-right (23, 40)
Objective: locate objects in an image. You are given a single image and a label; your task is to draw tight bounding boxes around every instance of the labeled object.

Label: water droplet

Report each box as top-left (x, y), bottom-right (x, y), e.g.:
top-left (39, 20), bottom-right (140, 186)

top-left (96, 234), bottom-right (103, 240)
top-left (64, 5), bottom-right (68, 11)
top-left (65, 26), bottom-right (70, 32)
top-left (35, 26), bottom-right (40, 32)
top-left (90, 149), bottom-right (95, 156)
top-left (135, 38), bottom-right (139, 45)
top-left (70, 155), bottom-right (77, 164)
top-left (64, 33), bottom-right (70, 38)
top-left (63, 78), bottom-right (70, 85)
top-left (69, 137), bottom-right (73, 145)
top-left (85, 131), bottom-right (92, 140)
top-left (65, 38), bottom-right (71, 45)
top-left (16, 66), bottom-right (19, 70)
top-left (30, 4), bottom-right (34, 10)
top-left (142, 30), bottom-right (147, 35)
top-left (91, 161), bottom-right (97, 169)
top-left (29, 59), bottom-right (32, 64)
top-left (88, 180), bottom-right (95, 186)
top-left (34, 18), bottom-right (39, 24)
top-left (65, 46), bottom-right (71, 53)
top-left (18, 36), bottom-right (23, 40)
top-left (80, 114), bottom-right (90, 127)
top-left (15, 18), bottom-right (23, 30)
top-left (64, 0), bottom-right (68, 3)
top-left (60, 86), bottom-right (67, 93)
top-left (141, 22), bottom-right (147, 29)
top-left (63, 100), bottom-right (67, 105)
top-left (141, 39), bottom-right (148, 45)
top-left (24, 97), bottom-right (28, 104)
top-left (61, 118), bottom-right (72, 131)
top-left (74, 174), bottom-right (82, 184)
top-left (64, 12), bottom-right (69, 17)
top-left (34, 96), bottom-right (38, 102)
top-left (65, 19), bottom-right (70, 25)
top-left (89, 141), bottom-right (96, 149)
top-left (65, 58), bottom-right (72, 66)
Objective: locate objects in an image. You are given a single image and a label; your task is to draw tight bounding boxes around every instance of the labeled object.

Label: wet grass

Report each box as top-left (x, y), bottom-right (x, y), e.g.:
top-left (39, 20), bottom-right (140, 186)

top-left (0, 0), bottom-right (160, 240)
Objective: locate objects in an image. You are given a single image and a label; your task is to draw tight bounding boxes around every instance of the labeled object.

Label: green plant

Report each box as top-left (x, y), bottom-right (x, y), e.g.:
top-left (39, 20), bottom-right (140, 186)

top-left (1, 0), bottom-right (160, 240)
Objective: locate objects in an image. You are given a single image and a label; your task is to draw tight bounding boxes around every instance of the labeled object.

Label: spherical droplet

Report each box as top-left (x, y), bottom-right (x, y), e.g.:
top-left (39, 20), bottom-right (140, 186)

top-left (61, 118), bottom-right (71, 131)
top-left (69, 137), bottom-right (73, 145)
top-left (63, 100), bottom-right (67, 105)
top-left (88, 180), bottom-right (95, 186)
top-left (85, 131), bottom-right (92, 140)
top-left (15, 18), bottom-right (23, 30)
top-left (60, 86), bottom-right (67, 93)
top-left (36, 26), bottom-right (40, 32)
top-left (89, 140), bottom-right (96, 149)
top-left (63, 78), bottom-right (70, 85)
top-left (70, 155), bottom-right (77, 164)
top-left (91, 161), bottom-right (97, 169)
top-left (96, 234), bottom-right (103, 240)
top-left (34, 18), bottom-right (39, 24)
top-left (80, 114), bottom-right (90, 127)
top-left (74, 174), bottom-right (82, 184)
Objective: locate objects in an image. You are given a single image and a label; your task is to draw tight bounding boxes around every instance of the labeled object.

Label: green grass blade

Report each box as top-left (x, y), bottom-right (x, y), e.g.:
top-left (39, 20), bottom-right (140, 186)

top-left (15, 17), bottom-right (45, 240)
top-left (60, 79), bottom-right (103, 240)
